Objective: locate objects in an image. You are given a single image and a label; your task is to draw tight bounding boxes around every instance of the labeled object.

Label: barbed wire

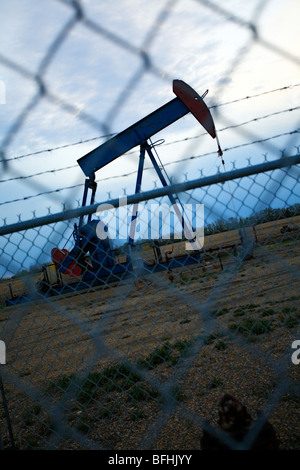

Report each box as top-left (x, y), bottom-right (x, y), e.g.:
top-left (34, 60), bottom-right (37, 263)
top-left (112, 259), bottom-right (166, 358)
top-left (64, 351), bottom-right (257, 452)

top-left (1, 129), bottom-right (299, 208)
top-left (2, 83), bottom-right (299, 167)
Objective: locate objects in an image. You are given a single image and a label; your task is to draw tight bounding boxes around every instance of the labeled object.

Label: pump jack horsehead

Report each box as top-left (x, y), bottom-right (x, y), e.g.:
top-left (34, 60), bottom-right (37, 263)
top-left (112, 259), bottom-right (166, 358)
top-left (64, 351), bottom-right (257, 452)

top-left (37, 80), bottom-right (224, 297)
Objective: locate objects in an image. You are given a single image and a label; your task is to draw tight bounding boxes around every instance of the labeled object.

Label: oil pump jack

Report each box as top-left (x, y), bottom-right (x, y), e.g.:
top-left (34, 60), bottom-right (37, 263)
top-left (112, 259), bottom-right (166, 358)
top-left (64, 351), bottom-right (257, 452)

top-left (36, 80), bottom-right (223, 297)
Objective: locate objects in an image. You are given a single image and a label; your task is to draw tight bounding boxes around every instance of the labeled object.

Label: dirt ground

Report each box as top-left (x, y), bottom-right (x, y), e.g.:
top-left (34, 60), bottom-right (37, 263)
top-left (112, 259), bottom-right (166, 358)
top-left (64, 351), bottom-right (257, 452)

top-left (0, 215), bottom-right (299, 450)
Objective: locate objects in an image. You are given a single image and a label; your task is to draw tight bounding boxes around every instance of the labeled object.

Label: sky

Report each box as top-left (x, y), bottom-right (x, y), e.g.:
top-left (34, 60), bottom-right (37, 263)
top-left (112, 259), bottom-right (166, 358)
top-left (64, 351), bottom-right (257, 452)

top-left (0, 0), bottom-right (299, 275)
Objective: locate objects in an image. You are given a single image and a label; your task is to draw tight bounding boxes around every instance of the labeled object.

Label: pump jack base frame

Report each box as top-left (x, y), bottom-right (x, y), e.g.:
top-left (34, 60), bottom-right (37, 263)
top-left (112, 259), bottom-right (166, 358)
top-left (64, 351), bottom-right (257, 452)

top-left (5, 250), bottom-right (202, 306)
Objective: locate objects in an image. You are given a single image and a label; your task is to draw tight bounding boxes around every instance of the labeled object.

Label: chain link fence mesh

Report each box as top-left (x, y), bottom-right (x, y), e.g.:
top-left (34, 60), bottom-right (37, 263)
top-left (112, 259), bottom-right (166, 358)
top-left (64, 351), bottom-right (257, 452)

top-left (0, 0), bottom-right (299, 451)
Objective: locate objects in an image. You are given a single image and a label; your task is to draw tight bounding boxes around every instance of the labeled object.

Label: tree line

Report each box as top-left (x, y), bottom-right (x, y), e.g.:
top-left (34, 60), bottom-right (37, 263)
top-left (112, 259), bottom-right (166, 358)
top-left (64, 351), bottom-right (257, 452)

top-left (204, 203), bottom-right (300, 236)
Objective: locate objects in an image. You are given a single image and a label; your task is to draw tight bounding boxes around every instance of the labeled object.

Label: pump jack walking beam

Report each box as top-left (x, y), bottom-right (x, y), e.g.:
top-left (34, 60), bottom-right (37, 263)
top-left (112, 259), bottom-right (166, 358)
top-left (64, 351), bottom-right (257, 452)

top-left (77, 80), bottom-right (220, 179)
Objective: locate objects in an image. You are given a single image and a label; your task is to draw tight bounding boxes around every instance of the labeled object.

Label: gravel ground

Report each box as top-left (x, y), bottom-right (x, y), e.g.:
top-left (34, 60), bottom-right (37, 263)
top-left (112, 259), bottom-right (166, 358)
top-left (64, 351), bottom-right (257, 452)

top-left (0, 217), bottom-right (299, 450)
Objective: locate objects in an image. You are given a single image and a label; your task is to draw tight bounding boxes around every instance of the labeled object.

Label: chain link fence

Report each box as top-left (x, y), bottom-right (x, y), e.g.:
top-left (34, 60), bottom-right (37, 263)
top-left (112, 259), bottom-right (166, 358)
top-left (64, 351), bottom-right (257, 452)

top-left (0, 0), bottom-right (299, 451)
top-left (0, 156), bottom-right (299, 450)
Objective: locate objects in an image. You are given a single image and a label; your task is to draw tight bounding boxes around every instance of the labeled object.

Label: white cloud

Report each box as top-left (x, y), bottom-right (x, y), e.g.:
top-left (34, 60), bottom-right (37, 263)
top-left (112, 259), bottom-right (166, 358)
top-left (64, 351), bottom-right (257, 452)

top-left (0, 0), bottom-right (299, 227)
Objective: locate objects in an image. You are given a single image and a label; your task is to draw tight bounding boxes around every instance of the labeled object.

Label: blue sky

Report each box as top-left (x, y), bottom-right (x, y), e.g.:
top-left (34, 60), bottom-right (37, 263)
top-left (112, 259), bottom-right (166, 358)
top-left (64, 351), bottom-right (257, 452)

top-left (0, 0), bottom-right (300, 274)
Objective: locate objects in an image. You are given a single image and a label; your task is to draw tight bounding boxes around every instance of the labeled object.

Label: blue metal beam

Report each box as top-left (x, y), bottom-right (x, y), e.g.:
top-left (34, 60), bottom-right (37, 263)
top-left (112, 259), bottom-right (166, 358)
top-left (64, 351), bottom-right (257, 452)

top-left (77, 97), bottom-right (189, 178)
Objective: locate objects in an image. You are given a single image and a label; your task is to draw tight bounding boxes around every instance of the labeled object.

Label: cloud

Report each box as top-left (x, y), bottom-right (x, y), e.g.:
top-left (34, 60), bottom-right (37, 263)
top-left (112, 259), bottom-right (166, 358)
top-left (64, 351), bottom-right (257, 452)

top-left (0, 0), bottom-right (299, 229)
